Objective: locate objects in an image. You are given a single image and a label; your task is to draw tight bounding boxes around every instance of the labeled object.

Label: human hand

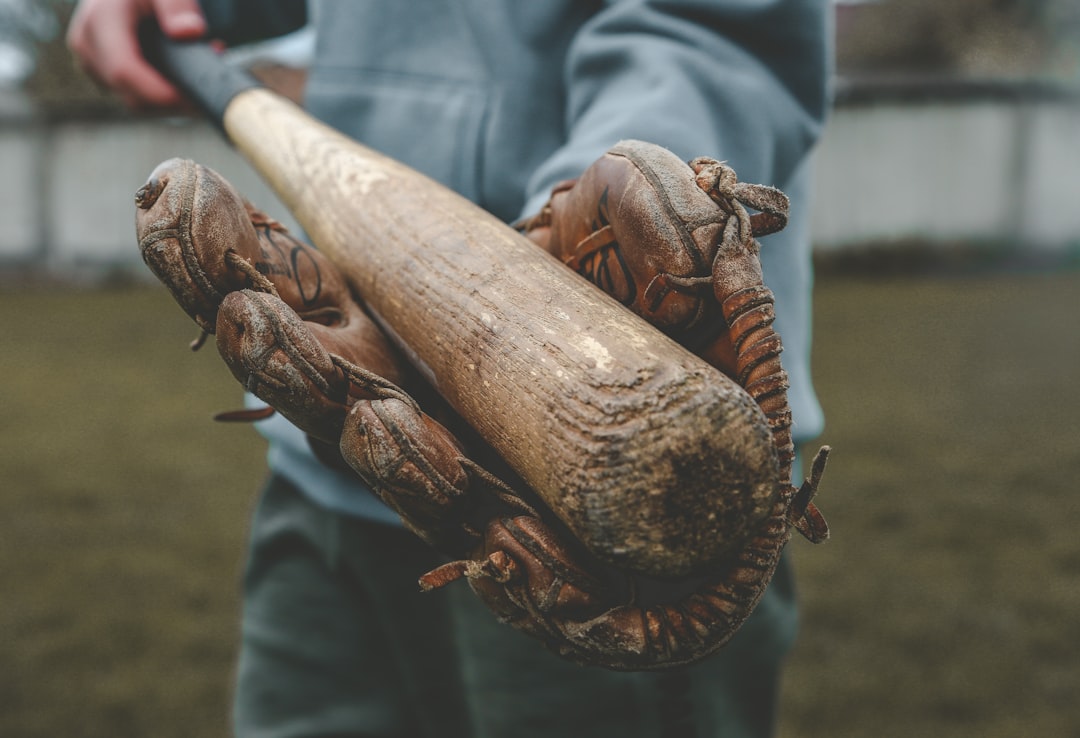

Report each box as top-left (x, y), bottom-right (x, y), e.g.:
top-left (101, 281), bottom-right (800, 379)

top-left (67, 0), bottom-right (207, 109)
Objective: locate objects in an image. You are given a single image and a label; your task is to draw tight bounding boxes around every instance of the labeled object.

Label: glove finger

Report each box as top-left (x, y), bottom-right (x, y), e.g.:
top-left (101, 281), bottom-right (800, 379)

top-left (517, 145), bottom-right (743, 378)
top-left (341, 396), bottom-right (471, 548)
top-left (215, 289), bottom-right (408, 443)
top-left (340, 395), bottom-right (538, 552)
top-left (135, 157), bottom-right (358, 334)
top-left (136, 157), bottom-right (257, 333)
top-left (519, 146), bottom-right (719, 337)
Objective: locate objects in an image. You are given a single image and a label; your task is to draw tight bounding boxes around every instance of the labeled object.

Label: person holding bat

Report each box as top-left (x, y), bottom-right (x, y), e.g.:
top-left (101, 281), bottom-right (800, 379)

top-left (68, 1), bottom-right (832, 736)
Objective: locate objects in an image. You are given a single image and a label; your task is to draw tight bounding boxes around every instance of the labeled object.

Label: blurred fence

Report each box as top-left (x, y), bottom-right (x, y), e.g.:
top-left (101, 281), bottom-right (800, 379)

top-left (2, 78), bottom-right (1079, 279)
top-left (0, 99), bottom-right (300, 279)
top-left (814, 78), bottom-right (1080, 254)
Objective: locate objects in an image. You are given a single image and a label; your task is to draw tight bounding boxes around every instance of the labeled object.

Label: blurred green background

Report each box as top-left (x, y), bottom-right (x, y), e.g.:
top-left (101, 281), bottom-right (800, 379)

top-left (3, 0), bottom-right (1080, 736)
top-left (2, 265), bottom-right (1077, 737)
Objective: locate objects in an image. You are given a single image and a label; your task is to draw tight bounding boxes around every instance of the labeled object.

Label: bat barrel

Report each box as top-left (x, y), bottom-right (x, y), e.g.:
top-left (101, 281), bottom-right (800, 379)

top-left (145, 32), bottom-right (781, 579)
top-left (222, 92), bottom-right (780, 579)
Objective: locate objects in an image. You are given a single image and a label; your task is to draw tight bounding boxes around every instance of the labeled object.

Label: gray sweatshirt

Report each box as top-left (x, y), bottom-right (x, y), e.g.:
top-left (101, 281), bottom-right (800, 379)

top-left (206, 0), bottom-right (831, 521)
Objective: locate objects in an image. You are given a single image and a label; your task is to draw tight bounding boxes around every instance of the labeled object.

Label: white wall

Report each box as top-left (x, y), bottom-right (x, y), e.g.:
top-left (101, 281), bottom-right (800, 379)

top-left (0, 116), bottom-right (299, 275)
top-left (2, 95), bottom-right (1079, 277)
top-left (811, 100), bottom-right (1080, 251)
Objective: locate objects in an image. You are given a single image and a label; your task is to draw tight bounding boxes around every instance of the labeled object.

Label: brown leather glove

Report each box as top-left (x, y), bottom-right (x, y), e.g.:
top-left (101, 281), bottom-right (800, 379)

top-left (424, 141), bottom-right (832, 670)
top-left (516, 142), bottom-right (809, 485)
top-left (134, 142), bottom-right (829, 671)
top-left (135, 158), bottom-right (530, 552)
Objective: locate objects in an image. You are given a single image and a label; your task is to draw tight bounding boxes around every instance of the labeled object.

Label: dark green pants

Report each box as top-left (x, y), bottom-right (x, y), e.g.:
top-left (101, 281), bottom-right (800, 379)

top-left (233, 475), bottom-right (800, 738)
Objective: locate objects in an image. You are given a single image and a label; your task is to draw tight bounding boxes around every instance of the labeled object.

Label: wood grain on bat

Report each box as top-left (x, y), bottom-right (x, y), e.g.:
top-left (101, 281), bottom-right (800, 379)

top-left (221, 88), bottom-right (778, 578)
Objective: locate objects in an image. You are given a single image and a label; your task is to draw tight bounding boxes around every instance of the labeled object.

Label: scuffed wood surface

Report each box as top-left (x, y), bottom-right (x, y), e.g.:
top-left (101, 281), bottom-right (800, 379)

top-left (222, 89), bottom-right (778, 578)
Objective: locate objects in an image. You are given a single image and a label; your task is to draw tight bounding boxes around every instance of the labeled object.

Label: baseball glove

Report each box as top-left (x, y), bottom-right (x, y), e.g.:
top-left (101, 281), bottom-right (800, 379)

top-left (134, 140), bottom-right (828, 670)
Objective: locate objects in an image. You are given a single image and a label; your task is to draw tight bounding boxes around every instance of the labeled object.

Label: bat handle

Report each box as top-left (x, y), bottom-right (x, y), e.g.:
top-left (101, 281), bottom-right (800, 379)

top-left (139, 22), bottom-right (262, 131)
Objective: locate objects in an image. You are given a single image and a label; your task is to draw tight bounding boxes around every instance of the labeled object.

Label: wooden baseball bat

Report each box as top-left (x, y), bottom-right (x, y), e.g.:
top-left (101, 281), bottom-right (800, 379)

top-left (146, 34), bottom-right (779, 579)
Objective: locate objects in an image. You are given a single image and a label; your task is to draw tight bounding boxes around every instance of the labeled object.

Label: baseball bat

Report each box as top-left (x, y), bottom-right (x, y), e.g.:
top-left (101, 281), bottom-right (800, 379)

top-left (144, 33), bottom-right (779, 579)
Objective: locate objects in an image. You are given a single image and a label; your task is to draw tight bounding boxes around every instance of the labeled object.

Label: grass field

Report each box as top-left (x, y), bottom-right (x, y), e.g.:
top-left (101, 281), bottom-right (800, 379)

top-left (1, 267), bottom-right (1078, 736)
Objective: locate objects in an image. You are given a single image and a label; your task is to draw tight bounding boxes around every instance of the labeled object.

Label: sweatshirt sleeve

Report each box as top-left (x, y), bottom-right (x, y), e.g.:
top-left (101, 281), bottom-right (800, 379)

top-left (520, 0), bottom-right (832, 219)
top-left (197, 0), bottom-right (308, 46)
